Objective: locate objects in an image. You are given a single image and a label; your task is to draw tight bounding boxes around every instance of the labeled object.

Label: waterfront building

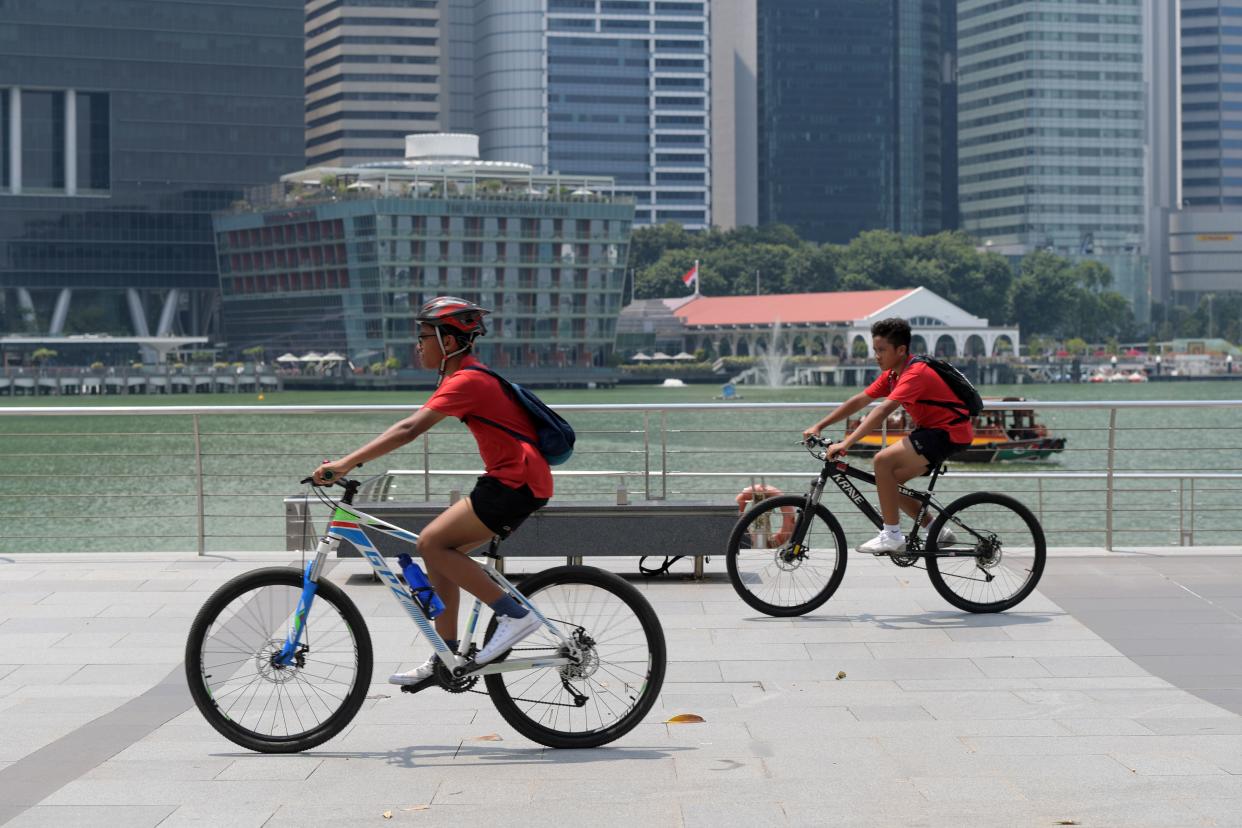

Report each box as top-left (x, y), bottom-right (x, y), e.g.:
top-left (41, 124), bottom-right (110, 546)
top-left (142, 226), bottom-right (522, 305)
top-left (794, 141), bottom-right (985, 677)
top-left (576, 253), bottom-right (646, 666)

top-left (304, 0), bottom-right (444, 167)
top-left (467, 0), bottom-right (711, 230)
top-left (957, 0), bottom-right (1148, 316)
top-left (0, 1), bottom-right (305, 341)
top-left (755, 0), bottom-right (952, 244)
top-left (212, 134), bottom-right (634, 381)
top-left (617, 288), bottom-right (1017, 360)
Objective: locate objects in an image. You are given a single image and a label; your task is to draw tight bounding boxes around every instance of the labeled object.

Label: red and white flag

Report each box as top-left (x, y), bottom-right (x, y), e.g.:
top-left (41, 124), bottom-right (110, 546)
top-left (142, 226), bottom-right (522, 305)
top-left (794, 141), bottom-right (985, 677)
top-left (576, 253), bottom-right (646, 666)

top-left (681, 261), bottom-right (699, 290)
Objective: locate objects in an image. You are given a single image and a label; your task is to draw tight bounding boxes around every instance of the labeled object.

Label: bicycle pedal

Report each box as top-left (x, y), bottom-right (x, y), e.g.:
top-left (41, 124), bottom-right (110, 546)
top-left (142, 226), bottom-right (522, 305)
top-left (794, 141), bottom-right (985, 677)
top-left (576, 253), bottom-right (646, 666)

top-left (398, 674), bottom-right (438, 695)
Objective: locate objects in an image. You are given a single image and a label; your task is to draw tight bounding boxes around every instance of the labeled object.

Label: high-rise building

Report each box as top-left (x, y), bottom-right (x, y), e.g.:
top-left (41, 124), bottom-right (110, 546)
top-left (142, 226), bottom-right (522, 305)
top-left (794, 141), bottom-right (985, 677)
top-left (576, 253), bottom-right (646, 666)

top-left (710, 0), bottom-right (758, 230)
top-left (1145, 0), bottom-right (1181, 304)
top-left (1166, 0), bottom-right (1242, 303)
top-left (0, 0), bottom-right (304, 339)
top-left (756, 0), bottom-right (950, 244)
top-left (956, 1), bottom-right (1146, 256)
top-left (470, 0), bottom-right (712, 229)
top-left (1181, 0), bottom-right (1242, 209)
top-left (304, 0), bottom-right (444, 167)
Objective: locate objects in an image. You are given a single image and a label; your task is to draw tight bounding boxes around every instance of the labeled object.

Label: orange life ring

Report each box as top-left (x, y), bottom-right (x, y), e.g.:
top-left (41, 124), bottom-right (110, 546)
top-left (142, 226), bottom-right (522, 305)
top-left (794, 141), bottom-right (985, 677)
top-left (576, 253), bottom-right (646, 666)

top-left (735, 484), bottom-right (795, 546)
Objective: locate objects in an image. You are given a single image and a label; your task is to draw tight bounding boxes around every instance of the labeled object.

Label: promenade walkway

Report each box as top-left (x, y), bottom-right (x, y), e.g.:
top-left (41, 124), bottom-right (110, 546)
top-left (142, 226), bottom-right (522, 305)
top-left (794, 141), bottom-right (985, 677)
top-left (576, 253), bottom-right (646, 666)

top-left (1, 551), bottom-right (1241, 827)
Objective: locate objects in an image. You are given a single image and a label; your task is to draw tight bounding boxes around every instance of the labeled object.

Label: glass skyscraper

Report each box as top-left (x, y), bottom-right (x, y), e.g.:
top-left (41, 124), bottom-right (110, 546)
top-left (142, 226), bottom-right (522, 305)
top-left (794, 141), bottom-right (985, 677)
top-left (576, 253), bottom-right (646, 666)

top-left (0, 0), bottom-right (304, 339)
top-left (471, 0), bottom-right (711, 229)
top-left (1182, 0), bottom-right (1242, 208)
top-left (957, 0), bottom-right (1146, 256)
top-left (756, 0), bottom-right (949, 244)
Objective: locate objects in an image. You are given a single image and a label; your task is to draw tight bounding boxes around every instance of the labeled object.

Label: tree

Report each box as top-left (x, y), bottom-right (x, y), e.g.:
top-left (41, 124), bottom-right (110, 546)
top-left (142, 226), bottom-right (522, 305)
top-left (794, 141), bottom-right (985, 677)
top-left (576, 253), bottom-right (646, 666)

top-left (31, 348), bottom-right (58, 365)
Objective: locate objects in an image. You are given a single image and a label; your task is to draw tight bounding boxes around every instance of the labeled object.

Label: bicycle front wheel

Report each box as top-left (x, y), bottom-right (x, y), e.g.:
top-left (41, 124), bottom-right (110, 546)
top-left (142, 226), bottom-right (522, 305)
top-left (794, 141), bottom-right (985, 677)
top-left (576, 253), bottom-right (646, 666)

top-left (185, 567), bottom-right (373, 753)
top-left (725, 495), bottom-right (848, 617)
top-left (926, 492), bottom-right (1046, 613)
top-left (483, 565), bottom-right (666, 749)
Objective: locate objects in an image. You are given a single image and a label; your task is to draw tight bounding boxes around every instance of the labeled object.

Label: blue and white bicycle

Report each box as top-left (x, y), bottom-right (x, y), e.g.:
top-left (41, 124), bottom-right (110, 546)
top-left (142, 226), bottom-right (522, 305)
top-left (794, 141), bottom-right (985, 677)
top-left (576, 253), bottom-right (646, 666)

top-left (185, 476), bottom-right (666, 752)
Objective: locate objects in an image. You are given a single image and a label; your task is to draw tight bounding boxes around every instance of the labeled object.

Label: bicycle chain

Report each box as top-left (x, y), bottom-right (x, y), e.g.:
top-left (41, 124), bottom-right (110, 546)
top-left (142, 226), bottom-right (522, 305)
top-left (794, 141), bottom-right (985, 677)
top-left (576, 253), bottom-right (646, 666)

top-left (458, 646), bottom-right (590, 708)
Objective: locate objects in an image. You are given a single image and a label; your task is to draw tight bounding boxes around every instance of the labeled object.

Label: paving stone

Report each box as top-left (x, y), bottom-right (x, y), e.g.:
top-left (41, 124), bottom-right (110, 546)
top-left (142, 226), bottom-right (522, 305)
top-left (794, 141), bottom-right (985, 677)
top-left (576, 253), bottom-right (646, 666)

top-left (4, 805), bottom-right (176, 827)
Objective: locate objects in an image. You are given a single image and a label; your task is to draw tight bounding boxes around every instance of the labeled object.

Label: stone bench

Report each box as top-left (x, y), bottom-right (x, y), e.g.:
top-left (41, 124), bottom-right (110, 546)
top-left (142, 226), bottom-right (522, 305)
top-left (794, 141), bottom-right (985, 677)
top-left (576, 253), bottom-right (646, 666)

top-left (285, 497), bottom-right (739, 578)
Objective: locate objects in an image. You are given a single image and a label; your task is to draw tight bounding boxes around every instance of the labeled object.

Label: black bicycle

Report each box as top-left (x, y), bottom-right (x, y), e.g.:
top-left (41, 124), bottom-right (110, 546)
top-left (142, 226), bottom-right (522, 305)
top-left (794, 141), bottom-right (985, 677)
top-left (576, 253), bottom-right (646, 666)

top-left (725, 436), bottom-right (1046, 616)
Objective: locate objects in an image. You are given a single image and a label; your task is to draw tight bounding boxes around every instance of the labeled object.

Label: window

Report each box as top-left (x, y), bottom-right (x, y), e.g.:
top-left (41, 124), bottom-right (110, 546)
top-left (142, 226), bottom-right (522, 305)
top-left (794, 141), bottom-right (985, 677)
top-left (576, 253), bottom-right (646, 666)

top-left (22, 90), bottom-right (66, 191)
top-left (76, 92), bottom-right (110, 191)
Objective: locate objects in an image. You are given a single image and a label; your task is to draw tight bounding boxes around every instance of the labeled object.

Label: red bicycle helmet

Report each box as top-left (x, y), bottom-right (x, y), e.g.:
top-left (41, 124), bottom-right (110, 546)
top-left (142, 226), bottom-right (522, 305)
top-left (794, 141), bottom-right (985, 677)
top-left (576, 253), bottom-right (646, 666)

top-left (416, 296), bottom-right (490, 337)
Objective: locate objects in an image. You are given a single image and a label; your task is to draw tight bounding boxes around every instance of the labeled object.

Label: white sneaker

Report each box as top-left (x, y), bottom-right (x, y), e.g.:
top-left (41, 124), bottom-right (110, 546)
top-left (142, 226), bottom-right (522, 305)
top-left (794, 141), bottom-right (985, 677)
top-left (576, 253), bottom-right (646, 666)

top-left (476, 612), bottom-right (541, 666)
top-left (857, 532), bottom-right (906, 555)
top-left (937, 526), bottom-right (958, 547)
top-left (388, 653), bottom-right (441, 686)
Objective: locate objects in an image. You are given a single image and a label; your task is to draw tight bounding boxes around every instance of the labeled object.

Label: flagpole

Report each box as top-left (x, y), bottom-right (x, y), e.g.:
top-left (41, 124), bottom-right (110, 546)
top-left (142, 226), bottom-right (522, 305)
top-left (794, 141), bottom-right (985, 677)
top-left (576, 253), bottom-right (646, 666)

top-left (694, 259), bottom-right (700, 296)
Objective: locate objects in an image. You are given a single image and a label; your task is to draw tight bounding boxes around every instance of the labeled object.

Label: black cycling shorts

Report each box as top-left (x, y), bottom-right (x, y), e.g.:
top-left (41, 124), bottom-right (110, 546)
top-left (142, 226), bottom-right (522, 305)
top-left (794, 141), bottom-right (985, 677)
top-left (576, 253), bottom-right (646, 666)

top-left (908, 428), bottom-right (971, 471)
top-left (468, 475), bottom-right (548, 539)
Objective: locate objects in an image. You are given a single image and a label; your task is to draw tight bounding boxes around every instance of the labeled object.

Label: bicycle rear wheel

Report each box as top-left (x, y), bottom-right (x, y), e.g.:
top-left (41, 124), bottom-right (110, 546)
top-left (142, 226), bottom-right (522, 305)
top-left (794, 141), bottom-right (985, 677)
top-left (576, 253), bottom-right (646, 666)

top-left (726, 495), bottom-right (848, 617)
top-left (926, 493), bottom-right (1046, 613)
top-left (185, 567), bottom-right (373, 753)
top-left (483, 565), bottom-right (665, 749)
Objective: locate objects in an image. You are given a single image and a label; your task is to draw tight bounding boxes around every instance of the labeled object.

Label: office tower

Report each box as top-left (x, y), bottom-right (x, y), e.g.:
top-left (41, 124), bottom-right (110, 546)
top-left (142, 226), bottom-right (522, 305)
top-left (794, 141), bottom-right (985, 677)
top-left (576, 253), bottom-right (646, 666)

top-left (0, 0), bottom-right (304, 338)
top-left (1169, 0), bottom-right (1242, 303)
top-left (472, 0), bottom-right (712, 229)
top-left (711, 0), bottom-right (758, 229)
top-left (756, 0), bottom-right (949, 244)
top-left (957, 0), bottom-right (1145, 256)
top-left (305, 0), bottom-right (443, 166)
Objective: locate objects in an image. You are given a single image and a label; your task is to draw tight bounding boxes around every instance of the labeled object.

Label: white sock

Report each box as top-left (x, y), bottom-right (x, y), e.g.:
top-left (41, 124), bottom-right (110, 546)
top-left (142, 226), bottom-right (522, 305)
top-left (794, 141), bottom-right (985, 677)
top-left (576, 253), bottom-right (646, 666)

top-left (883, 524), bottom-right (902, 538)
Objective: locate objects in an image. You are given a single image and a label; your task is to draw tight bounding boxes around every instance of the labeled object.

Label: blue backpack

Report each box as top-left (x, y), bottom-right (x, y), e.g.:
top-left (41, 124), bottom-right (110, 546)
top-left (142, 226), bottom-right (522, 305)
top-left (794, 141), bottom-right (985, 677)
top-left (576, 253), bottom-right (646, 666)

top-left (459, 365), bottom-right (576, 465)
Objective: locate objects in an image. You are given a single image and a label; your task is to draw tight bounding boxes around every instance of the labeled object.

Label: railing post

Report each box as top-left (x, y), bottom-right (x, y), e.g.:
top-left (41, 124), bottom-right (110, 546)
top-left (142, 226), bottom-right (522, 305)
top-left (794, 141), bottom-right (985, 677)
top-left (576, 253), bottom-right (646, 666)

top-left (660, 410), bottom-right (668, 500)
top-left (1179, 478), bottom-right (1187, 546)
top-left (422, 433), bottom-right (431, 501)
top-left (192, 413), bottom-right (205, 557)
top-left (1189, 478), bottom-right (1196, 546)
top-left (1105, 407), bottom-right (1117, 551)
top-left (643, 411), bottom-right (651, 500)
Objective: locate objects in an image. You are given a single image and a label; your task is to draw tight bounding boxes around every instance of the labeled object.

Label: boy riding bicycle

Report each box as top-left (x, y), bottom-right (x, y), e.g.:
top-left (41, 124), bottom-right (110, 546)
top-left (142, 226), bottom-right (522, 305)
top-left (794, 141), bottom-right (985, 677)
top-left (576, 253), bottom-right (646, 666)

top-left (802, 317), bottom-right (973, 555)
top-left (312, 296), bottom-right (549, 685)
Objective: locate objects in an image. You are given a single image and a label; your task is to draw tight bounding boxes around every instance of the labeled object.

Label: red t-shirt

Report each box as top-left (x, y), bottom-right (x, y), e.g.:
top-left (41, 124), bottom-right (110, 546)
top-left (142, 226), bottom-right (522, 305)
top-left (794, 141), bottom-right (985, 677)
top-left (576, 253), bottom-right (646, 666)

top-left (864, 357), bottom-right (975, 444)
top-left (424, 355), bottom-right (554, 499)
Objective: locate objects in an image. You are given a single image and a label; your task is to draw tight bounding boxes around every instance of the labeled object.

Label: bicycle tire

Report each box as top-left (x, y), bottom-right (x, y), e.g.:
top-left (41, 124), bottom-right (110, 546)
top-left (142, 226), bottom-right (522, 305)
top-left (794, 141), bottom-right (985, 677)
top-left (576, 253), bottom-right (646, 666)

top-left (725, 495), bottom-right (848, 617)
top-left (185, 567), bottom-right (373, 753)
top-left (926, 492), bottom-right (1046, 613)
top-left (483, 565), bottom-right (666, 749)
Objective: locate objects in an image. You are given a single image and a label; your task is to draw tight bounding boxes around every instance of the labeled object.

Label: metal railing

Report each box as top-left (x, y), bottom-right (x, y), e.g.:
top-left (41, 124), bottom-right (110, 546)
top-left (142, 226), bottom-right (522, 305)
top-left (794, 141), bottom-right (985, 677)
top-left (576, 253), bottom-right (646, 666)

top-left (0, 399), bottom-right (1239, 555)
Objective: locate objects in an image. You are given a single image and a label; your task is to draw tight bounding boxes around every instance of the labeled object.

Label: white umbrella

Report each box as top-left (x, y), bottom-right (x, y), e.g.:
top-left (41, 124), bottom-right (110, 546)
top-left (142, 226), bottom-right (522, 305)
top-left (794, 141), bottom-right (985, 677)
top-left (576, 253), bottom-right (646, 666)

top-left (276, 353), bottom-right (299, 363)
top-left (300, 352), bottom-right (324, 362)
top-left (571, 187), bottom-right (594, 197)
top-left (672, 351), bottom-right (696, 361)
top-left (651, 351), bottom-right (673, 361)
top-left (631, 353), bottom-right (653, 361)
top-left (320, 352), bottom-right (346, 362)
top-left (346, 180), bottom-right (377, 190)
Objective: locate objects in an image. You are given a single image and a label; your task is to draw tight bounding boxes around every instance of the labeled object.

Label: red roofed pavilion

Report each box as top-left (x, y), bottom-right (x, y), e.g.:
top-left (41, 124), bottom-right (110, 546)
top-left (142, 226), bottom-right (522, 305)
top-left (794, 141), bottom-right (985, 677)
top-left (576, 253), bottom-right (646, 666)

top-left (616, 287), bottom-right (1018, 368)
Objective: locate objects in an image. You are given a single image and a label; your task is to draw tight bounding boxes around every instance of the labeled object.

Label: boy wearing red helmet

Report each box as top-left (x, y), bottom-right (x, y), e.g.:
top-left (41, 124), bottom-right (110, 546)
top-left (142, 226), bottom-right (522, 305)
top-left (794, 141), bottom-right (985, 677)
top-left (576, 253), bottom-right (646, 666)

top-left (313, 297), bottom-right (550, 685)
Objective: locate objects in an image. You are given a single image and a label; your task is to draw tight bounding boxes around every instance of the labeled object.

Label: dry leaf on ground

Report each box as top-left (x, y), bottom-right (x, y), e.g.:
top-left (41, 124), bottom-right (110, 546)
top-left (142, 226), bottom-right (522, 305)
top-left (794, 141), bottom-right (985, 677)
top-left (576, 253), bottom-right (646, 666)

top-left (666, 713), bottom-right (706, 724)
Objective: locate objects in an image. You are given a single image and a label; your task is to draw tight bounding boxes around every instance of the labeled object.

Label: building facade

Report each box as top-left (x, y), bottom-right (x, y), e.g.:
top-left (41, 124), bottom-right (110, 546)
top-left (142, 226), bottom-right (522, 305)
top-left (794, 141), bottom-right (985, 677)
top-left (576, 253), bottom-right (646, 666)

top-left (756, 0), bottom-right (951, 244)
top-left (0, 0), bottom-right (304, 339)
top-left (617, 287), bottom-right (1018, 360)
top-left (212, 136), bottom-right (635, 376)
top-left (469, 0), bottom-right (712, 230)
top-left (956, 1), bottom-right (1146, 263)
top-left (304, 0), bottom-right (444, 167)
top-left (1165, 0), bottom-right (1242, 302)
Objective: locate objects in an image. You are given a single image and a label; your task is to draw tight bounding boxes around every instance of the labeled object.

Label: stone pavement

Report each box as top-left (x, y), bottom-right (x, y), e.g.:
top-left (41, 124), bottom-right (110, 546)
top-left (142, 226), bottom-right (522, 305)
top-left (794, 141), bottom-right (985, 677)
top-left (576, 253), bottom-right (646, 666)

top-left (2, 551), bottom-right (1242, 827)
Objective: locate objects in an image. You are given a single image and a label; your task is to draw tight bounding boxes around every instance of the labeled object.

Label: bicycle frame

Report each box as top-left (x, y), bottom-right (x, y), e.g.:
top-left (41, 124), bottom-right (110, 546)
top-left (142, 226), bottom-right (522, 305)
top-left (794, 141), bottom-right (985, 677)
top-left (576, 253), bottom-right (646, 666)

top-left (790, 455), bottom-right (979, 558)
top-left (275, 498), bottom-right (575, 678)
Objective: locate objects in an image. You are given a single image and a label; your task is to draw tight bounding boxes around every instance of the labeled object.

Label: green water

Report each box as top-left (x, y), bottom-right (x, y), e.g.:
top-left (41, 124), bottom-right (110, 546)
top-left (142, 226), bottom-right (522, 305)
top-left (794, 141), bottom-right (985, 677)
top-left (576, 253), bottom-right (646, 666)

top-left (1, 381), bottom-right (1239, 554)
